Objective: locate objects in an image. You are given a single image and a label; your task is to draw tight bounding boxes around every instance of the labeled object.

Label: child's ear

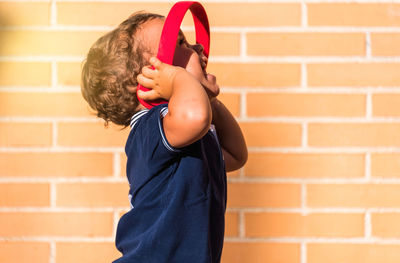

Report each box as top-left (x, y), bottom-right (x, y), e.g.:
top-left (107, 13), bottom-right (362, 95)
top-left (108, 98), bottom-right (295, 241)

top-left (126, 85), bottom-right (137, 93)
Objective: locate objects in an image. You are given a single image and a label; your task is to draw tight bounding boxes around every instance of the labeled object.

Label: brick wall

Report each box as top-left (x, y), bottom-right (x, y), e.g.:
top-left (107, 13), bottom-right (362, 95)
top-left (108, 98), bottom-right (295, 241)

top-left (1, 1), bottom-right (400, 263)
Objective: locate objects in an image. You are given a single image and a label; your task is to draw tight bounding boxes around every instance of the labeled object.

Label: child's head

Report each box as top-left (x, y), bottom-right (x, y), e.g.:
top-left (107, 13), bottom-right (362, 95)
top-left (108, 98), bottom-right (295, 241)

top-left (81, 11), bottom-right (213, 127)
top-left (81, 12), bottom-right (163, 127)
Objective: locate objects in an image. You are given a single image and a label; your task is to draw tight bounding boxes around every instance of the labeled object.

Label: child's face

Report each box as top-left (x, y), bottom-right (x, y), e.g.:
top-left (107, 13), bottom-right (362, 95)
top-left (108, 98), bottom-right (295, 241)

top-left (136, 18), bottom-right (209, 84)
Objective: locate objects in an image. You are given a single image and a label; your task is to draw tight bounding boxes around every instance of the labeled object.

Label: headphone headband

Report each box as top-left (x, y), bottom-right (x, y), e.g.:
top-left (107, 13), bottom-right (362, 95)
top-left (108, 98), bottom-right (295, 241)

top-left (137, 1), bottom-right (210, 109)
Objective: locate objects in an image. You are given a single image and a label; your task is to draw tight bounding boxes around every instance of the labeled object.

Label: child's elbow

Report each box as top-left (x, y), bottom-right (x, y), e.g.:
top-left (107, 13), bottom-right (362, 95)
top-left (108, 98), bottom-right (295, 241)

top-left (224, 147), bottom-right (248, 172)
top-left (235, 148), bottom-right (248, 170)
top-left (239, 150), bottom-right (248, 168)
top-left (184, 107), bottom-right (212, 136)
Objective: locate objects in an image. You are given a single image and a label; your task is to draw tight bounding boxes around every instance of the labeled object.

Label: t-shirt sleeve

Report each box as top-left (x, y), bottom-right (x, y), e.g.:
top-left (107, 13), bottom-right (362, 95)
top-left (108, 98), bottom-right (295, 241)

top-left (157, 106), bottom-right (183, 153)
top-left (125, 105), bottom-right (182, 189)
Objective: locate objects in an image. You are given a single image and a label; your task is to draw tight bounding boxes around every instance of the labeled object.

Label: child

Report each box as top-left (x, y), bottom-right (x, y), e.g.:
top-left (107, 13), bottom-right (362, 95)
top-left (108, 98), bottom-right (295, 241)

top-left (81, 11), bottom-right (247, 263)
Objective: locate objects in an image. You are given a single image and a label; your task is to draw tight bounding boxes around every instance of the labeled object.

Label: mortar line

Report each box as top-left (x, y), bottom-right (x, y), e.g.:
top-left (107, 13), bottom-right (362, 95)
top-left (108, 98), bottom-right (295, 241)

top-left (49, 241), bottom-right (56, 263)
top-left (50, 0), bottom-right (57, 27)
top-left (366, 91), bottom-right (373, 119)
top-left (113, 153), bottom-right (121, 178)
top-left (301, 62), bottom-right (307, 89)
top-left (366, 31), bottom-right (372, 59)
top-left (240, 32), bottom-right (247, 59)
top-left (6, 25), bottom-right (400, 33)
top-left (3, 146), bottom-right (400, 153)
top-left (3, 55), bottom-right (400, 63)
top-left (3, 86), bottom-right (400, 93)
top-left (302, 122), bottom-right (308, 148)
top-left (301, 183), bottom-right (308, 216)
top-left (4, 206), bottom-right (400, 213)
top-left (51, 61), bottom-right (58, 89)
top-left (301, 0), bottom-right (308, 28)
top-left (50, 181), bottom-right (57, 208)
top-left (365, 211), bottom-right (372, 238)
top-left (239, 210), bottom-right (245, 238)
top-left (301, 242), bottom-right (307, 263)
top-left (52, 121), bottom-right (58, 147)
top-left (365, 152), bottom-right (371, 181)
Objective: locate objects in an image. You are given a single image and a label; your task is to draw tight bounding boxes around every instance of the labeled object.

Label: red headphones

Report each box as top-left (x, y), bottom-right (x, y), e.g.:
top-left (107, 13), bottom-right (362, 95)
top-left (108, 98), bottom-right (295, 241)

top-left (136, 1), bottom-right (210, 109)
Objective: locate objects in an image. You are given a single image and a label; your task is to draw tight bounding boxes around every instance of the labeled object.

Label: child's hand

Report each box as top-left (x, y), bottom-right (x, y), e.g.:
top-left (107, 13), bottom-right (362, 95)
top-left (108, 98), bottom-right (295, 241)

top-left (198, 56), bottom-right (219, 101)
top-left (200, 72), bottom-right (220, 101)
top-left (137, 57), bottom-right (186, 101)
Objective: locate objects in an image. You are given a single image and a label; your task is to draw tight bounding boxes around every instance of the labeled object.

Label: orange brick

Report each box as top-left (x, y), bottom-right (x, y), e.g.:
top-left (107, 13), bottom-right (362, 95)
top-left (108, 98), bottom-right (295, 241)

top-left (0, 122), bottom-right (52, 147)
top-left (0, 212), bottom-right (113, 237)
top-left (57, 2), bottom-right (173, 26)
top-left (58, 62), bottom-right (81, 86)
top-left (56, 242), bottom-right (121, 263)
top-left (308, 63), bottom-right (400, 87)
top-left (373, 94), bottom-right (400, 117)
top-left (308, 3), bottom-right (400, 26)
top-left (227, 183), bottom-right (300, 208)
top-left (57, 183), bottom-right (129, 207)
top-left (184, 32), bottom-right (241, 56)
top-left (0, 241), bottom-right (50, 263)
top-left (120, 153), bottom-right (127, 178)
top-left (245, 212), bottom-right (363, 237)
top-left (227, 170), bottom-right (240, 178)
top-left (239, 122), bottom-right (302, 147)
top-left (0, 30), bottom-right (105, 57)
top-left (371, 33), bottom-right (400, 56)
top-left (0, 183), bottom-right (49, 207)
top-left (248, 33), bottom-right (365, 56)
top-left (0, 2), bottom-right (50, 26)
top-left (217, 93), bottom-right (240, 117)
top-left (58, 2), bottom-right (300, 27)
top-left (222, 242), bottom-right (300, 263)
top-left (212, 33), bottom-right (241, 56)
top-left (225, 212), bottom-right (239, 237)
top-left (308, 184), bottom-right (400, 207)
top-left (0, 62), bottom-right (51, 86)
top-left (58, 122), bottom-right (130, 147)
top-left (247, 93), bottom-right (365, 117)
top-left (245, 153), bottom-right (364, 178)
top-left (308, 243), bottom-right (400, 263)
top-left (204, 3), bottom-right (301, 27)
top-left (0, 92), bottom-right (92, 117)
top-left (207, 63), bottom-right (300, 87)
top-left (372, 213), bottom-right (400, 238)
top-left (371, 154), bottom-right (400, 178)
top-left (309, 123), bottom-right (400, 147)
top-left (0, 152), bottom-right (113, 177)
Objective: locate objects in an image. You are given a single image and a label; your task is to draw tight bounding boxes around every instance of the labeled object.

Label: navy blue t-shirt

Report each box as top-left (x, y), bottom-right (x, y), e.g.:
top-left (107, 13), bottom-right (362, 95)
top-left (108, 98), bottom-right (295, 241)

top-left (113, 104), bottom-right (227, 263)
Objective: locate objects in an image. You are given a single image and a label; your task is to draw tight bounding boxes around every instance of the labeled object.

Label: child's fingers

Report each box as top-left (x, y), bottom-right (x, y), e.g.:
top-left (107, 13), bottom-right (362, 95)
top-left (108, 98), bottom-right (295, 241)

top-left (141, 66), bottom-right (157, 78)
top-left (137, 89), bottom-right (161, 101)
top-left (137, 74), bottom-right (155, 89)
top-left (149, 57), bottom-right (163, 70)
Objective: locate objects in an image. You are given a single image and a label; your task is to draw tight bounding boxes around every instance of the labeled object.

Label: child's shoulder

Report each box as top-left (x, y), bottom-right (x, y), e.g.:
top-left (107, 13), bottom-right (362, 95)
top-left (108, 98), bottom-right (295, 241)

top-left (129, 104), bottom-right (167, 130)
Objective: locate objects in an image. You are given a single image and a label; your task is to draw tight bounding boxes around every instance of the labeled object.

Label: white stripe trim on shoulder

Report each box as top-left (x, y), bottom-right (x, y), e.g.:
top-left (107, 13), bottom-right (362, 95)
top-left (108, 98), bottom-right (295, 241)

top-left (130, 109), bottom-right (149, 129)
top-left (158, 107), bottom-right (180, 152)
top-left (160, 107), bottom-right (168, 117)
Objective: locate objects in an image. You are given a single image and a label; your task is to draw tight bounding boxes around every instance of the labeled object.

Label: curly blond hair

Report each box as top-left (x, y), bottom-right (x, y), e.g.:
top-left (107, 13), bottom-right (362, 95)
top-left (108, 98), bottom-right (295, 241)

top-left (81, 12), bottom-right (163, 127)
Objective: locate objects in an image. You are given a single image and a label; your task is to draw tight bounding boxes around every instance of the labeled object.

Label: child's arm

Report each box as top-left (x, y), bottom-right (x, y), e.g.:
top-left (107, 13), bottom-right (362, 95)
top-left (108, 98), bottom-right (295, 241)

top-left (137, 57), bottom-right (212, 148)
top-left (210, 99), bottom-right (248, 172)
